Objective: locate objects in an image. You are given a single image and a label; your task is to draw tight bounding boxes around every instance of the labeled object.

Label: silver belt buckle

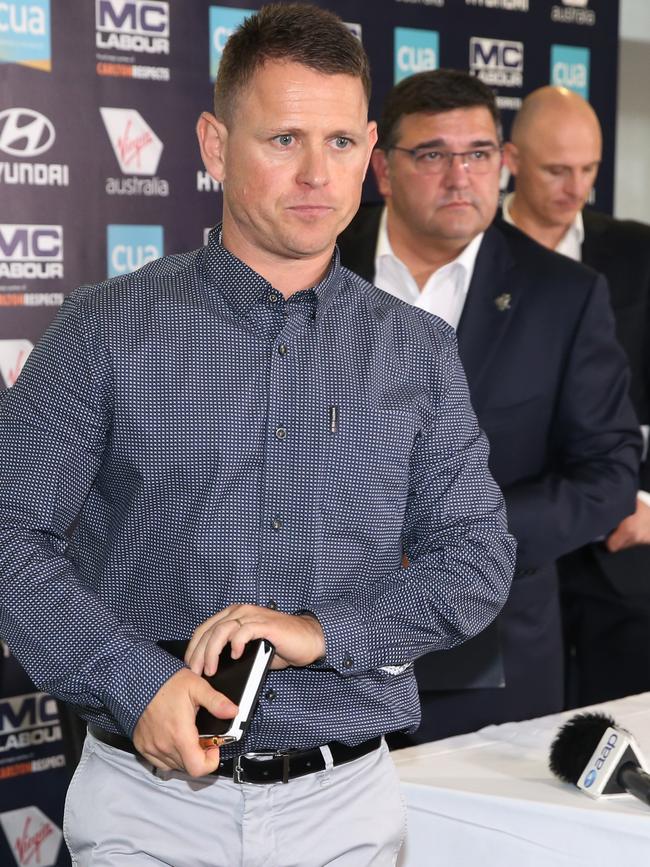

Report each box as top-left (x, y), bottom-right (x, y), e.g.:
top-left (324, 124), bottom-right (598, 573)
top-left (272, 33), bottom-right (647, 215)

top-left (233, 754), bottom-right (244, 784)
top-left (232, 750), bottom-right (291, 784)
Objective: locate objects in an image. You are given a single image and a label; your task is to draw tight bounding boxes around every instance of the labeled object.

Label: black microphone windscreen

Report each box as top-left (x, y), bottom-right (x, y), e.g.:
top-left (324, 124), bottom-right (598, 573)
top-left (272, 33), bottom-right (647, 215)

top-left (549, 712), bottom-right (615, 784)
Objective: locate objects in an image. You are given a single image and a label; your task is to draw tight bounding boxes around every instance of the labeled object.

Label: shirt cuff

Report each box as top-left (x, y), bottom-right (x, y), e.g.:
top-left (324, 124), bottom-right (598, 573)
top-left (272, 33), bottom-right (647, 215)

top-left (300, 600), bottom-right (369, 676)
top-left (637, 490), bottom-right (650, 508)
top-left (641, 425), bottom-right (649, 462)
top-left (103, 641), bottom-right (186, 736)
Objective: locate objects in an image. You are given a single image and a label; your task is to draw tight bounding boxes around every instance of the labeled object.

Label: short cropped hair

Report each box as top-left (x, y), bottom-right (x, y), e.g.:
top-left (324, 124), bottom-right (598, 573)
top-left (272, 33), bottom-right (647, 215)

top-left (377, 69), bottom-right (502, 150)
top-left (214, 3), bottom-right (371, 123)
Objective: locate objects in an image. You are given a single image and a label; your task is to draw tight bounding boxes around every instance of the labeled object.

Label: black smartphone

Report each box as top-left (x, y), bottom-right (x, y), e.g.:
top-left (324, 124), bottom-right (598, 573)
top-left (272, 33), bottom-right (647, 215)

top-left (158, 638), bottom-right (275, 745)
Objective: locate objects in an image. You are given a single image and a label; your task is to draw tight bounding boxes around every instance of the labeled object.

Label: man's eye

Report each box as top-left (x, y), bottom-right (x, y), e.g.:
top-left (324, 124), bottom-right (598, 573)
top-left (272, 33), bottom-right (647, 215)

top-left (333, 137), bottom-right (351, 149)
top-left (417, 150), bottom-right (443, 162)
top-left (274, 134), bottom-right (294, 147)
top-left (469, 150), bottom-right (490, 161)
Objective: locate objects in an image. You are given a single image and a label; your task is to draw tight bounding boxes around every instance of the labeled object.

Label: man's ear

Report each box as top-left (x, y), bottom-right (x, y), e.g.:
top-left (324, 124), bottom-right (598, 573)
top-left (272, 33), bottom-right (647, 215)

top-left (371, 148), bottom-right (392, 199)
top-left (502, 142), bottom-right (519, 177)
top-left (362, 121), bottom-right (379, 179)
top-left (197, 112), bottom-right (228, 183)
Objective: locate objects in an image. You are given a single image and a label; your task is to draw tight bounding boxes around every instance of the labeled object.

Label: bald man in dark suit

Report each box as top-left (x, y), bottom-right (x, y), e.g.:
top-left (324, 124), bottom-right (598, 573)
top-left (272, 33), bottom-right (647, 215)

top-left (503, 86), bottom-right (650, 707)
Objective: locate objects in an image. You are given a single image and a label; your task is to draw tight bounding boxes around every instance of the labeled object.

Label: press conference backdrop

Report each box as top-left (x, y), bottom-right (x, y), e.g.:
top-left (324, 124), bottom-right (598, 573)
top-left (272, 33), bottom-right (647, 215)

top-left (0, 1), bottom-right (617, 864)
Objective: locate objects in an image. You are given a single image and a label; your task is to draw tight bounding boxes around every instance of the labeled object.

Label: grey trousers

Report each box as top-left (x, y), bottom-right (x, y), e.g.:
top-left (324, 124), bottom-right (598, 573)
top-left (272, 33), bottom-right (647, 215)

top-left (63, 732), bottom-right (407, 866)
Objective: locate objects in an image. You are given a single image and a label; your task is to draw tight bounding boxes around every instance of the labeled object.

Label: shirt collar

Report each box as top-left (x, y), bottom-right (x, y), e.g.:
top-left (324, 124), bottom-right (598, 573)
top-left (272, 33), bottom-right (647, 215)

top-left (376, 206), bottom-right (394, 262)
top-left (375, 205), bottom-right (484, 293)
top-left (448, 230), bottom-right (484, 291)
top-left (502, 192), bottom-right (585, 259)
top-left (201, 224), bottom-right (343, 323)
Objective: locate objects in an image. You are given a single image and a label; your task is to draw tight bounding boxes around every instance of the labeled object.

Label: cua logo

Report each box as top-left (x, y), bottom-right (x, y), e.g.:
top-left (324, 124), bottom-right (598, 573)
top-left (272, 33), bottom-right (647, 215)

top-left (550, 45), bottom-right (590, 99)
top-left (107, 224), bottom-right (163, 277)
top-left (209, 6), bottom-right (254, 81)
top-left (394, 27), bottom-right (439, 84)
top-left (0, 0), bottom-right (51, 70)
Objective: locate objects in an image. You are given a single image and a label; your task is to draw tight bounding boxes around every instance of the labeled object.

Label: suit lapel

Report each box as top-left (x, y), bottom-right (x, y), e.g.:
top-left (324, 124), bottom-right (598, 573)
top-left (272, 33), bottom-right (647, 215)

top-left (581, 210), bottom-right (615, 274)
top-left (581, 225), bottom-right (601, 268)
top-left (337, 204), bottom-right (382, 283)
top-left (456, 225), bottom-right (518, 393)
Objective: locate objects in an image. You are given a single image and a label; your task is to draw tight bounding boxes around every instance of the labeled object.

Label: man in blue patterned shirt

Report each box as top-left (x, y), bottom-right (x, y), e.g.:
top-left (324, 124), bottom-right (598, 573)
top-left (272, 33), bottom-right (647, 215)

top-left (0, 5), bottom-right (515, 864)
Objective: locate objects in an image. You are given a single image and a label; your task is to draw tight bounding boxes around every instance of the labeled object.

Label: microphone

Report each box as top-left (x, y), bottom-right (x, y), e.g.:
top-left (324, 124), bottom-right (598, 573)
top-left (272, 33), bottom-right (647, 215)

top-left (549, 711), bottom-right (650, 808)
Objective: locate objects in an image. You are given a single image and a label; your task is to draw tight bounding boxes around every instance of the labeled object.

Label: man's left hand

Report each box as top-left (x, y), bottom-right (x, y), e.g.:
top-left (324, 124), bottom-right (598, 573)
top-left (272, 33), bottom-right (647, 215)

top-left (605, 496), bottom-right (650, 552)
top-left (184, 605), bottom-right (326, 676)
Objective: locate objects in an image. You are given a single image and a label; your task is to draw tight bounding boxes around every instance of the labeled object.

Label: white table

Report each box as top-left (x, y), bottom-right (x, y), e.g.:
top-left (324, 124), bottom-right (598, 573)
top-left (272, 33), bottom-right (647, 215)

top-left (394, 693), bottom-right (650, 866)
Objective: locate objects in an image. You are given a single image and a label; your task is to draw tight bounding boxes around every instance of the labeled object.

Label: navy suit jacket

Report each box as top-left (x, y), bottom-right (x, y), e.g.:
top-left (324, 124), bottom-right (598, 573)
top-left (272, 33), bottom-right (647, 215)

top-left (559, 209), bottom-right (650, 599)
top-left (338, 205), bottom-right (641, 691)
top-left (582, 210), bottom-right (650, 474)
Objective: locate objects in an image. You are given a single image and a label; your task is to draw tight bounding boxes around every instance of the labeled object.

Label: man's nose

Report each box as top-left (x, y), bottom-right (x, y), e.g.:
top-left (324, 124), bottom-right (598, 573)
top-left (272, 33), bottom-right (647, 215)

top-left (296, 145), bottom-right (329, 188)
top-left (563, 170), bottom-right (584, 200)
top-left (443, 153), bottom-right (471, 187)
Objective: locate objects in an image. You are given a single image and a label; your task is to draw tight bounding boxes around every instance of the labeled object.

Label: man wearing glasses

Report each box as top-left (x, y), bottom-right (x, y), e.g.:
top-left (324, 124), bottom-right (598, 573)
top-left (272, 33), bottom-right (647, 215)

top-left (338, 69), bottom-right (640, 743)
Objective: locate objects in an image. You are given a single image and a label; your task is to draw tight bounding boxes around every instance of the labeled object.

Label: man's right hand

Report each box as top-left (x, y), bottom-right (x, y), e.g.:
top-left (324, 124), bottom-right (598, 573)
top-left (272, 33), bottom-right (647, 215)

top-left (605, 496), bottom-right (650, 552)
top-left (133, 668), bottom-right (238, 777)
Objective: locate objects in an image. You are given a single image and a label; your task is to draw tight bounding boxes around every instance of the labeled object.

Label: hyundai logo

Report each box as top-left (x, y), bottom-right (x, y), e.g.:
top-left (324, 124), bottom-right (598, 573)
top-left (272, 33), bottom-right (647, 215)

top-left (0, 108), bottom-right (55, 158)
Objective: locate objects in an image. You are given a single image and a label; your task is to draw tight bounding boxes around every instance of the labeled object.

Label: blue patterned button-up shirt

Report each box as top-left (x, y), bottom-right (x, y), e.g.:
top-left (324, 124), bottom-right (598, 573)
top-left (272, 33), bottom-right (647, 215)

top-left (0, 229), bottom-right (515, 755)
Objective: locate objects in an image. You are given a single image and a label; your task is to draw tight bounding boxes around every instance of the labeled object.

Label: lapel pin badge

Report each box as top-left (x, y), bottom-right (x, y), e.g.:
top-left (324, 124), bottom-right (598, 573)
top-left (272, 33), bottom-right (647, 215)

top-left (494, 293), bottom-right (512, 312)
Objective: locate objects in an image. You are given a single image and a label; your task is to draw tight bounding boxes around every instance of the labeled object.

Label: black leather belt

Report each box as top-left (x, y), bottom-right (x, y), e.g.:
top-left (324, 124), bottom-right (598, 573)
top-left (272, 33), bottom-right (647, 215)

top-left (88, 725), bottom-right (381, 784)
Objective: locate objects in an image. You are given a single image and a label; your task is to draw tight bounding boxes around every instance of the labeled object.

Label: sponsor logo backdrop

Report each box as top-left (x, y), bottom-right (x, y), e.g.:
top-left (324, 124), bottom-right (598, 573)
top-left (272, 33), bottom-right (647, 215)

top-left (0, 0), bottom-right (618, 859)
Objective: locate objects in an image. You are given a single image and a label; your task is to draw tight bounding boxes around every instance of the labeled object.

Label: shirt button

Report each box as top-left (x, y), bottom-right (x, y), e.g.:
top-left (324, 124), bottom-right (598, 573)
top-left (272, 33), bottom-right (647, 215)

top-left (267, 599), bottom-right (278, 610)
top-left (271, 517), bottom-right (283, 530)
top-left (268, 292), bottom-right (280, 304)
top-left (343, 655), bottom-right (353, 670)
top-left (265, 688), bottom-right (277, 701)
top-left (275, 426), bottom-right (287, 440)
top-left (278, 343), bottom-right (288, 357)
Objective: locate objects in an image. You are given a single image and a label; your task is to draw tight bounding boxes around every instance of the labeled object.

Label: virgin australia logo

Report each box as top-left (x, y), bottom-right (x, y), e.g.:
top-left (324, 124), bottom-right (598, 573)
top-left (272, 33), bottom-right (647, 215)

top-left (100, 107), bottom-right (168, 195)
top-left (552, 0), bottom-right (595, 25)
top-left (100, 107), bottom-right (162, 174)
top-left (0, 339), bottom-right (33, 388)
top-left (0, 806), bottom-right (62, 866)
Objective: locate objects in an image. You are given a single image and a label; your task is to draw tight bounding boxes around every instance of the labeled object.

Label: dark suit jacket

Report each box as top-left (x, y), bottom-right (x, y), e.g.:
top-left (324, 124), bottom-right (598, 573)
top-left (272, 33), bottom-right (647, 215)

top-left (558, 210), bottom-right (650, 604)
top-left (338, 205), bottom-right (641, 696)
top-left (582, 210), bottom-right (650, 474)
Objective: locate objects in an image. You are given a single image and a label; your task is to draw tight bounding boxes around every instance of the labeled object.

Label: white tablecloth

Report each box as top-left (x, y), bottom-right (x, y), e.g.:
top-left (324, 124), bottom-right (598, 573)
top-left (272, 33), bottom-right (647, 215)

top-left (393, 693), bottom-right (650, 866)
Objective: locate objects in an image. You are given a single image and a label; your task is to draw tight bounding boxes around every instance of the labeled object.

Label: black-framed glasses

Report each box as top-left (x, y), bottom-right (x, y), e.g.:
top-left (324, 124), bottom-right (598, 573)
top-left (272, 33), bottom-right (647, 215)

top-left (386, 144), bottom-right (502, 175)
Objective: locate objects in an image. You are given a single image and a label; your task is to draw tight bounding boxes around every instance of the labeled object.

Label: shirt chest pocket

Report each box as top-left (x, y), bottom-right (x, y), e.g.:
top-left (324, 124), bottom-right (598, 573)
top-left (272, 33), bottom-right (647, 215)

top-left (317, 404), bottom-right (417, 537)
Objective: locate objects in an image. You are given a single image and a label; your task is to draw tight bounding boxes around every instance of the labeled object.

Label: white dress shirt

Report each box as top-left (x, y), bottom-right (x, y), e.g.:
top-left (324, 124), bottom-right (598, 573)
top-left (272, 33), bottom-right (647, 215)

top-left (373, 207), bottom-right (484, 330)
top-left (503, 192), bottom-right (650, 504)
top-left (502, 192), bottom-right (584, 261)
